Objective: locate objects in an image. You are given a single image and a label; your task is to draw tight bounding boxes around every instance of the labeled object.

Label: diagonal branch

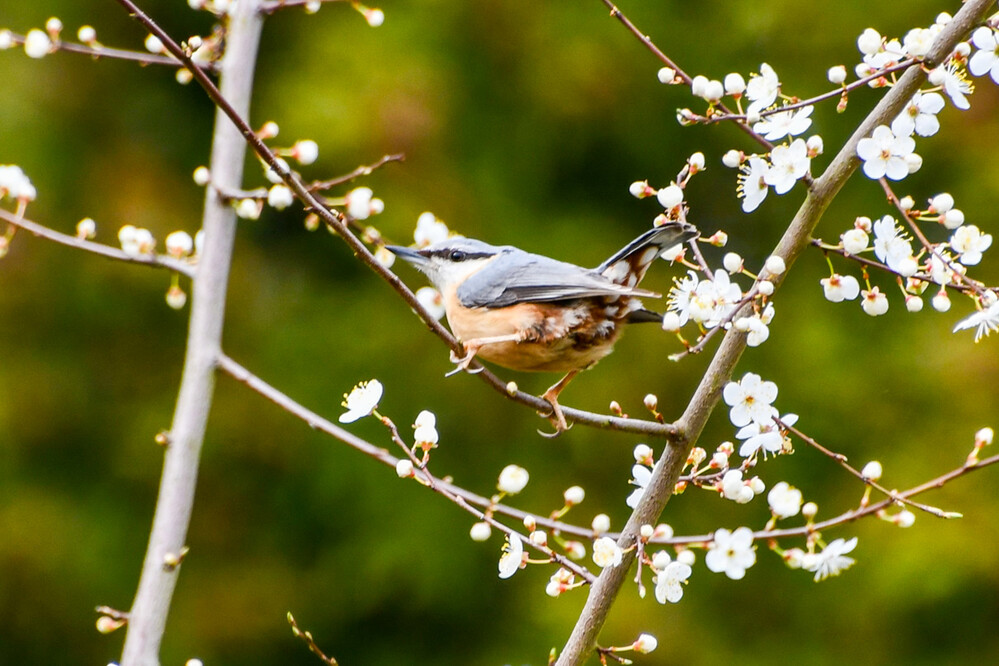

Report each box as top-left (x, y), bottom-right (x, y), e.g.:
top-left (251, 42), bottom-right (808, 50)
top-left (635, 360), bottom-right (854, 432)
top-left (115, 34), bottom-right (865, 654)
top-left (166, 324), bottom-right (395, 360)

top-left (554, 1), bottom-right (995, 663)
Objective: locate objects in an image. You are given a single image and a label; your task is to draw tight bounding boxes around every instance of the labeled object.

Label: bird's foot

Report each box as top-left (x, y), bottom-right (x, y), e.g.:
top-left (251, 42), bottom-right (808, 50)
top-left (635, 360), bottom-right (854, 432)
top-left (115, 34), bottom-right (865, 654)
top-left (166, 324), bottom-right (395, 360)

top-left (536, 389), bottom-right (572, 438)
top-left (445, 345), bottom-right (482, 377)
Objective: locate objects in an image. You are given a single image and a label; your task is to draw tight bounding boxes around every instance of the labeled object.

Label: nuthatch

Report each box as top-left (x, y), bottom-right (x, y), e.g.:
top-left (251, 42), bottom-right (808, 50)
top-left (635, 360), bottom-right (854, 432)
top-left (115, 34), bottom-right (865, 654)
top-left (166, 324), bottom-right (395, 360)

top-left (389, 221), bottom-right (699, 434)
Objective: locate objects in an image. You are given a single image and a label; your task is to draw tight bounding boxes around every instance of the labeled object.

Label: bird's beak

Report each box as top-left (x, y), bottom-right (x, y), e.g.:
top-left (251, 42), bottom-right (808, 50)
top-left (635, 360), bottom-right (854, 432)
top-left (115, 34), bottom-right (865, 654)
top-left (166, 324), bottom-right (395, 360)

top-left (386, 245), bottom-right (429, 269)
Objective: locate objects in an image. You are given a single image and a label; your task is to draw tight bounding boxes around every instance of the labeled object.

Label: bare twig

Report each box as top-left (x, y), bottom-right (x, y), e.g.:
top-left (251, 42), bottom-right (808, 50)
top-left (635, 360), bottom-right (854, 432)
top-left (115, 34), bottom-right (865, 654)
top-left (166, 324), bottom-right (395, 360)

top-left (306, 153), bottom-right (406, 192)
top-left (288, 613), bottom-right (339, 666)
top-left (784, 420), bottom-right (959, 519)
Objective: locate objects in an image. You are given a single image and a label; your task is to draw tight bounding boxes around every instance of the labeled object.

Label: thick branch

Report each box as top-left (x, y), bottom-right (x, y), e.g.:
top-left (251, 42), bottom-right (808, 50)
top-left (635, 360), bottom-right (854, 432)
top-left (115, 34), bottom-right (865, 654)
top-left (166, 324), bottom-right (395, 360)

top-left (117, 2), bottom-right (264, 665)
top-left (555, 1), bottom-right (995, 663)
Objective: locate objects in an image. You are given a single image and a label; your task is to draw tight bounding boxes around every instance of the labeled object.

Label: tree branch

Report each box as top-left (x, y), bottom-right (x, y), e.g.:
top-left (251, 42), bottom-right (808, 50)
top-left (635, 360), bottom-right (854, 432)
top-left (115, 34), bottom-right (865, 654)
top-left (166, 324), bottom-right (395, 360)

top-left (0, 208), bottom-right (195, 278)
top-left (116, 1), bottom-right (265, 664)
top-left (554, 1), bottom-right (995, 663)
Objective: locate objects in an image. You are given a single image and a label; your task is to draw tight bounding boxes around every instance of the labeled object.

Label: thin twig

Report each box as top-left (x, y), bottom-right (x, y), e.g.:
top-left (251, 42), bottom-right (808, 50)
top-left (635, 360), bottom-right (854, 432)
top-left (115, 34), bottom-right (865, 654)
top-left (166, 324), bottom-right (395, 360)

top-left (784, 420), bottom-right (959, 518)
top-left (2, 31), bottom-right (218, 70)
top-left (215, 352), bottom-right (595, 582)
top-left (306, 153), bottom-right (405, 192)
top-left (260, 0), bottom-right (349, 15)
top-left (702, 59), bottom-right (919, 123)
top-left (0, 208), bottom-right (195, 278)
top-left (288, 612), bottom-right (339, 666)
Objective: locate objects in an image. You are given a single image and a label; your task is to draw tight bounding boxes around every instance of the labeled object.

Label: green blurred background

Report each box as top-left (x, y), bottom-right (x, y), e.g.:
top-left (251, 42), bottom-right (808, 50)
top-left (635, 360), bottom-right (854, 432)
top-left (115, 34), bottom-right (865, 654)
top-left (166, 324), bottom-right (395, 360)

top-left (2, 1), bottom-right (998, 664)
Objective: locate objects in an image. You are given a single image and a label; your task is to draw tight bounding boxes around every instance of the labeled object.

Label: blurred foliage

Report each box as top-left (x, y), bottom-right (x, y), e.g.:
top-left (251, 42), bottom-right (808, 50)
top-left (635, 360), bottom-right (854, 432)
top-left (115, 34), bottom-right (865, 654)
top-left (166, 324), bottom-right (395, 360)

top-left (1, 1), bottom-right (998, 664)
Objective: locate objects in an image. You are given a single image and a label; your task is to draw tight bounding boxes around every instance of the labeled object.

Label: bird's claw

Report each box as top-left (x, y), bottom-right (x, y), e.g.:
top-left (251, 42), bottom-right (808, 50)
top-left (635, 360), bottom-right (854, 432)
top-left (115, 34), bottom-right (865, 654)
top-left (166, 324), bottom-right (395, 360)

top-left (537, 393), bottom-right (571, 437)
top-left (446, 346), bottom-right (480, 377)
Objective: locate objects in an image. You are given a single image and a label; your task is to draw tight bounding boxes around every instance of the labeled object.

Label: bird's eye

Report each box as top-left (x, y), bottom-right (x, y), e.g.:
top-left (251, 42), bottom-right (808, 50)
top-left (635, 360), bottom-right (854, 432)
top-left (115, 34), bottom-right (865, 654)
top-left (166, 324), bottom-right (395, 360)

top-left (449, 250), bottom-right (467, 262)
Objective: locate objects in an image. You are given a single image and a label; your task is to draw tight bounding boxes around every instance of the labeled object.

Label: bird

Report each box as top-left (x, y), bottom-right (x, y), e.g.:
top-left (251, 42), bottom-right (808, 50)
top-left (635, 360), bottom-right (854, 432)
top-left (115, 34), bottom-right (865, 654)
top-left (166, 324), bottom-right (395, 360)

top-left (388, 221), bottom-right (699, 434)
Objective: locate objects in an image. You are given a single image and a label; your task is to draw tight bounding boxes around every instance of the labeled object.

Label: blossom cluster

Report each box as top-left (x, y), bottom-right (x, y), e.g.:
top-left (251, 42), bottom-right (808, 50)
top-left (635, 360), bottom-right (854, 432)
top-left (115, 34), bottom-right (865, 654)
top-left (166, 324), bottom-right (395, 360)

top-left (823, 198), bottom-right (996, 337)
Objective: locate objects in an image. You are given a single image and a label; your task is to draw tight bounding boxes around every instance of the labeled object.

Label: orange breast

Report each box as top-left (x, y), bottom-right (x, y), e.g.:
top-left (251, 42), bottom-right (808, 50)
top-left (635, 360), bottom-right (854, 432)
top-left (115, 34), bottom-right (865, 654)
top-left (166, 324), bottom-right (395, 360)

top-left (442, 287), bottom-right (625, 373)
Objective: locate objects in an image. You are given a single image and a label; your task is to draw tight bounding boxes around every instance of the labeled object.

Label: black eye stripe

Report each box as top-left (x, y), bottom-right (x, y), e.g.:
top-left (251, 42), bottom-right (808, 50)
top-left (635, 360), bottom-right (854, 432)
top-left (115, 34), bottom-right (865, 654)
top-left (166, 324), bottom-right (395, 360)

top-left (425, 248), bottom-right (492, 261)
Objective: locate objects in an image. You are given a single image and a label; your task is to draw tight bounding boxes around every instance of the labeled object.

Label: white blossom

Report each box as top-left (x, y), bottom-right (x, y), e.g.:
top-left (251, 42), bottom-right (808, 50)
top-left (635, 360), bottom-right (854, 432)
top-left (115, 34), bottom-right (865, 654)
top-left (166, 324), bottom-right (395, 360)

top-left (872, 216), bottom-right (915, 273)
top-left (764, 139), bottom-right (810, 194)
top-left (861, 287), bottom-right (890, 316)
top-left (891, 92), bottom-right (945, 137)
top-left (950, 225), bottom-right (992, 265)
top-left (633, 633), bottom-right (659, 654)
top-left (626, 464), bottom-right (652, 509)
top-left (654, 561), bottom-right (691, 604)
top-left (592, 537), bottom-right (623, 568)
top-left (856, 125), bottom-right (917, 181)
top-left (969, 27), bottom-right (999, 84)
top-left (338, 379), bottom-right (383, 423)
top-left (953, 300), bottom-right (999, 342)
top-left (753, 105), bottom-right (813, 141)
top-left (736, 412), bottom-right (797, 458)
top-left (723, 372), bottom-right (778, 427)
top-left (929, 63), bottom-right (973, 110)
top-left (737, 156), bottom-right (769, 213)
top-left (415, 286), bottom-right (446, 320)
top-left (498, 533), bottom-right (524, 579)
top-left (23, 29), bottom-right (52, 59)
top-left (414, 212), bottom-right (449, 247)
top-left (745, 63), bottom-right (780, 115)
top-left (805, 537), bottom-right (858, 582)
top-left (705, 527), bottom-right (756, 580)
top-left (497, 464), bottom-right (529, 494)
top-left (821, 274), bottom-right (860, 302)
top-left (768, 481), bottom-right (803, 518)
top-left (842, 227), bottom-right (870, 255)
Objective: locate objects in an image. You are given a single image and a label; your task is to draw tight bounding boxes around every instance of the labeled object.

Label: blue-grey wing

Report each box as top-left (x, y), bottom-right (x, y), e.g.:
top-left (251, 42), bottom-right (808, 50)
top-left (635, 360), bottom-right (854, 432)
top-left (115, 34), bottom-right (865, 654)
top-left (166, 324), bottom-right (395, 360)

top-left (456, 250), bottom-right (649, 308)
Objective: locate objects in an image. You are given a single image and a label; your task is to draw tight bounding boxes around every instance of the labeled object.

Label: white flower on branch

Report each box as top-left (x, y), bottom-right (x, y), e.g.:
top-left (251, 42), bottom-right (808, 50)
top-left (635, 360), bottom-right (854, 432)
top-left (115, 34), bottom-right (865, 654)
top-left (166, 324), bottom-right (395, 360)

top-left (23, 29), bottom-right (52, 59)
top-left (736, 411), bottom-right (797, 459)
top-left (891, 91), bottom-right (945, 138)
top-left (928, 63), bottom-right (974, 110)
top-left (626, 463), bottom-right (652, 509)
top-left (654, 560), bottom-right (691, 604)
top-left (705, 527), bottom-right (756, 580)
top-left (498, 533), bottom-right (524, 579)
top-left (804, 537), bottom-right (858, 582)
top-left (953, 299), bottom-right (999, 342)
top-left (679, 269), bottom-right (743, 329)
top-left (737, 155), bottom-right (769, 213)
top-left (338, 379), bottom-right (383, 423)
top-left (745, 63), bottom-right (780, 115)
top-left (950, 224), bottom-right (992, 265)
top-left (764, 139), bottom-right (810, 194)
top-left (856, 125), bottom-right (918, 181)
top-left (821, 274), bottom-right (860, 302)
top-left (633, 633), bottom-right (659, 654)
top-left (0, 164), bottom-right (37, 202)
top-left (592, 537), bottom-right (623, 568)
top-left (969, 27), bottom-right (999, 84)
top-left (414, 212), bottom-right (449, 247)
top-left (872, 216), bottom-right (915, 274)
top-left (768, 481), bottom-right (803, 518)
top-left (415, 286), bottom-right (446, 320)
top-left (861, 286), bottom-right (890, 316)
top-left (723, 372), bottom-right (778, 427)
top-left (497, 464), bottom-right (529, 494)
top-left (753, 105), bottom-right (813, 141)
